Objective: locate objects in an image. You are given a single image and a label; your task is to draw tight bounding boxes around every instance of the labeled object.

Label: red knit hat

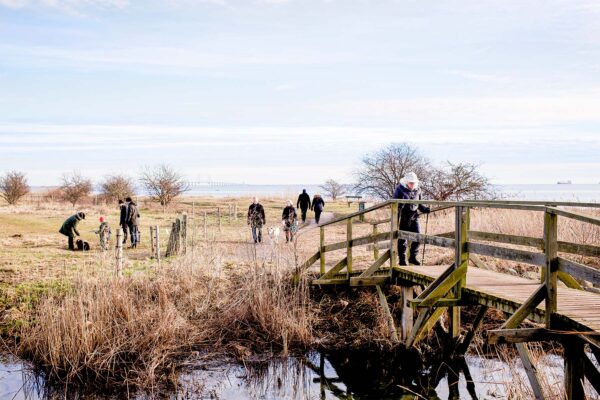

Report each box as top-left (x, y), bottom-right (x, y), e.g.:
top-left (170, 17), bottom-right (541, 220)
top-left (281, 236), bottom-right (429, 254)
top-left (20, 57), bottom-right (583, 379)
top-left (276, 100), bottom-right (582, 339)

top-left (99, 216), bottom-right (105, 223)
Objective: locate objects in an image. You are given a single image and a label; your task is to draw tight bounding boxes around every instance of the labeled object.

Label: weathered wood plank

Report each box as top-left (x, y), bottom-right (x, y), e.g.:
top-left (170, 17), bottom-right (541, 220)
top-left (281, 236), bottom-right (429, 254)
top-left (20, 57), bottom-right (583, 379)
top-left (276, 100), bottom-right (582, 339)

top-left (411, 264), bottom-right (467, 307)
top-left (400, 285), bottom-right (414, 342)
top-left (413, 263), bottom-right (456, 301)
top-left (544, 212), bottom-right (558, 328)
top-left (347, 218), bottom-right (353, 274)
top-left (470, 231), bottom-right (543, 248)
top-left (398, 230), bottom-right (456, 249)
top-left (558, 257), bottom-right (600, 287)
top-left (322, 231), bottom-right (391, 253)
top-left (412, 307), bottom-right (447, 347)
top-left (357, 250), bottom-right (391, 278)
top-left (557, 271), bottom-right (584, 290)
top-left (488, 328), bottom-right (569, 345)
top-left (320, 257), bottom-right (348, 280)
top-left (501, 284), bottom-right (547, 329)
top-left (455, 305), bottom-right (488, 355)
top-left (467, 242), bottom-right (546, 266)
top-left (583, 351), bottom-right (600, 395)
top-left (546, 206), bottom-right (600, 227)
top-left (516, 343), bottom-right (547, 400)
top-left (376, 286), bottom-right (399, 343)
top-left (296, 250), bottom-right (320, 276)
top-left (564, 339), bottom-right (585, 400)
top-left (349, 276), bottom-right (388, 286)
top-left (319, 227), bottom-right (325, 275)
top-left (390, 202), bottom-right (398, 270)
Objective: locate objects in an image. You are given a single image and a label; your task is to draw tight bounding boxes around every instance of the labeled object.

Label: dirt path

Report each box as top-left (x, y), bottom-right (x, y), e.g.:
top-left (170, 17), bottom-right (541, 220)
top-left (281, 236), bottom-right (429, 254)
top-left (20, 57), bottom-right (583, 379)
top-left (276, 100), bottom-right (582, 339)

top-left (298, 211), bottom-right (335, 231)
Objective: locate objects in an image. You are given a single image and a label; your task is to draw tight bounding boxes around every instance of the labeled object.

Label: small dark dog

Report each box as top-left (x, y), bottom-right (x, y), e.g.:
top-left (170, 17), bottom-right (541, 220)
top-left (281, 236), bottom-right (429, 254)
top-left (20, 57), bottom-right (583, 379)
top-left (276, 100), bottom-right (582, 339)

top-left (75, 239), bottom-right (91, 251)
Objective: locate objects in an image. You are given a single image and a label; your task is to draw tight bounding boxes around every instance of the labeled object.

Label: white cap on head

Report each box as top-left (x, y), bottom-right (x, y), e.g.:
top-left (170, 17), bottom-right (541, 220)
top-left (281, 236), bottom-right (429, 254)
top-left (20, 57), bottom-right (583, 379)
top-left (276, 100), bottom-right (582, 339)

top-left (404, 172), bottom-right (418, 183)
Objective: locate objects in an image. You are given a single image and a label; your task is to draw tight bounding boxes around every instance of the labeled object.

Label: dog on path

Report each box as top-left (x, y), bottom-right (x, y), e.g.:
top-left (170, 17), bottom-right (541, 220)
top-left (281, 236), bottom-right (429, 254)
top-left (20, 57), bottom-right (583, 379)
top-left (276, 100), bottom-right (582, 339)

top-left (267, 226), bottom-right (281, 244)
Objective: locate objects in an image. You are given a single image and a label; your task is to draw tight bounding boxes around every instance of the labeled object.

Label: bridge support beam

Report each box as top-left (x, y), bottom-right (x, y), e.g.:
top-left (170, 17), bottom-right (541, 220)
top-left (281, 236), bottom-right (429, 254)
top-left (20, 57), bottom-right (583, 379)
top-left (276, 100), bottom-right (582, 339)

top-left (564, 339), bottom-right (585, 400)
top-left (376, 285), bottom-right (399, 343)
top-left (400, 285), bottom-right (414, 342)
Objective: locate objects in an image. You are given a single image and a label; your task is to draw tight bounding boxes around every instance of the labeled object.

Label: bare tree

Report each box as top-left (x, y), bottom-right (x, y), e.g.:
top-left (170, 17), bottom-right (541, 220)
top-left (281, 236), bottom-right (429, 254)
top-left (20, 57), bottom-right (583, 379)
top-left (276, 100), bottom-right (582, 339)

top-left (319, 179), bottom-right (346, 201)
top-left (139, 164), bottom-right (189, 212)
top-left (60, 171), bottom-right (93, 207)
top-left (421, 162), bottom-right (493, 201)
top-left (99, 174), bottom-right (136, 203)
top-left (354, 143), bottom-right (430, 199)
top-left (0, 171), bottom-right (30, 205)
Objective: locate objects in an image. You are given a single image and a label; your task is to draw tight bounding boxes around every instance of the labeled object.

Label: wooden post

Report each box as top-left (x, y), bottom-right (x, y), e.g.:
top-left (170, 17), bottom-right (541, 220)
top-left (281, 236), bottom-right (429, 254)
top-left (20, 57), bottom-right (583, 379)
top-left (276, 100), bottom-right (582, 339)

top-left (372, 224), bottom-right (379, 260)
top-left (564, 340), bottom-right (585, 400)
top-left (347, 218), bottom-right (353, 274)
top-left (376, 285), bottom-right (399, 343)
top-left (149, 226), bottom-right (155, 255)
top-left (115, 228), bottom-right (123, 276)
top-left (217, 208), bottom-right (222, 232)
top-left (452, 206), bottom-right (469, 340)
top-left (228, 204), bottom-right (232, 223)
top-left (155, 225), bottom-right (160, 263)
top-left (400, 285), bottom-right (414, 342)
top-left (191, 202), bottom-right (195, 254)
top-left (234, 204), bottom-right (238, 221)
top-left (390, 202), bottom-right (398, 270)
top-left (544, 211), bottom-right (558, 328)
top-left (320, 226), bottom-right (325, 275)
top-left (181, 213), bottom-right (187, 255)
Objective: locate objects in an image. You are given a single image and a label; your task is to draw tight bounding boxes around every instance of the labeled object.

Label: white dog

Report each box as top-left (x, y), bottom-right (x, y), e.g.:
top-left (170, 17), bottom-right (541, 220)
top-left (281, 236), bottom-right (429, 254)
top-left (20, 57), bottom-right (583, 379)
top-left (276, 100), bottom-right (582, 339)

top-left (267, 226), bottom-right (281, 244)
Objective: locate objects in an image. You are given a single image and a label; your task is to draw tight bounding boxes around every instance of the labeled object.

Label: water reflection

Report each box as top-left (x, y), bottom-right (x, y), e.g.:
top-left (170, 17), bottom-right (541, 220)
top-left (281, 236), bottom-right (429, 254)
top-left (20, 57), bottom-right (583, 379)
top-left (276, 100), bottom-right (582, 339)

top-left (1, 351), bottom-right (517, 399)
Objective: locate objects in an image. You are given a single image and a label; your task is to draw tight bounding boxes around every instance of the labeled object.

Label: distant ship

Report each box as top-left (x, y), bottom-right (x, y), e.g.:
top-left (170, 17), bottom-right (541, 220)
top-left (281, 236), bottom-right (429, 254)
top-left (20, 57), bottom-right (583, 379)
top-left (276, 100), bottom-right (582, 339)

top-left (557, 180), bottom-right (572, 185)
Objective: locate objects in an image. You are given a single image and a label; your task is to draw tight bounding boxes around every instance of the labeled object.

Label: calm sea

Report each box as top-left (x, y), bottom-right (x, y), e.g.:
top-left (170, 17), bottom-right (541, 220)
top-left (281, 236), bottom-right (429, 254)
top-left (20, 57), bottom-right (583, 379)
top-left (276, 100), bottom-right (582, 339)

top-left (183, 183), bottom-right (600, 202)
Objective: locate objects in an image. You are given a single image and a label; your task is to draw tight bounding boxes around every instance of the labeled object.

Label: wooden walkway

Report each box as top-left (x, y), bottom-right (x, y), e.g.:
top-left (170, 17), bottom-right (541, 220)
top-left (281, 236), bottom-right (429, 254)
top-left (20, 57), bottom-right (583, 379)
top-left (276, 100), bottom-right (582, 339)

top-left (298, 199), bottom-right (600, 399)
top-left (397, 264), bottom-right (600, 333)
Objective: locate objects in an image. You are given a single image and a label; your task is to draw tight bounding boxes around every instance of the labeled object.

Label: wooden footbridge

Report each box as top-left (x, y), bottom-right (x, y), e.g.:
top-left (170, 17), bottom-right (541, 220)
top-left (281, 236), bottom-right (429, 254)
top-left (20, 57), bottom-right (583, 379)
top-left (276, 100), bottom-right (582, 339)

top-left (298, 200), bottom-right (600, 399)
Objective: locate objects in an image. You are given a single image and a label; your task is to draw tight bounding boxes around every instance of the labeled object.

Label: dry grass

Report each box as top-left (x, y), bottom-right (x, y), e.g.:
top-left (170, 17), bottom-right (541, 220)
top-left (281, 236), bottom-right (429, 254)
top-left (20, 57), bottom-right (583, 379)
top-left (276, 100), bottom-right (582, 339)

top-left (16, 247), bottom-right (315, 390)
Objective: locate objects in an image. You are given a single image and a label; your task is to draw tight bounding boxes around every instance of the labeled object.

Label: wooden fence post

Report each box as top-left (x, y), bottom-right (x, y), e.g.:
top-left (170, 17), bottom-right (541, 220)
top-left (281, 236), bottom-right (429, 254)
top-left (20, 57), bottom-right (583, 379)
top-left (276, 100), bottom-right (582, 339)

top-left (234, 204), bottom-right (238, 221)
top-left (154, 225), bottom-right (160, 263)
top-left (452, 206), bottom-right (470, 340)
top-left (181, 213), bottom-right (187, 255)
top-left (115, 228), bottom-right (123, 276)
top-left (390, 202), bottom-right (398, 270)
top-left (372, 224), bottom-right (379, 261)
top-left (149, 226), bottom-right (155, 255)
top-left (320, 226), bottom-right (325, 275)
top-left (347, 218), bottom-right (353, 274)
top-left (544, 211), bottom-right (558, 327)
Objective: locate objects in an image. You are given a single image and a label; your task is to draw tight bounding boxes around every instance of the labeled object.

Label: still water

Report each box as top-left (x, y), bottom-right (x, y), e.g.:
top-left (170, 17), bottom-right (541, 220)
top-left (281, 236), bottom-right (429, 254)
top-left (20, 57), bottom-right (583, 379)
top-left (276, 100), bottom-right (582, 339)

top-left (0, 351), bottom-right (565, 399)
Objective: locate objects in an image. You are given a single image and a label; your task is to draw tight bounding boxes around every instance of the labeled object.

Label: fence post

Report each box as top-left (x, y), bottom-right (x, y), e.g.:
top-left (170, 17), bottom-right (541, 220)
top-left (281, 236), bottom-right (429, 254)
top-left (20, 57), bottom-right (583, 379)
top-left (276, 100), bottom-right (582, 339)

top-left (149, 226), bottom-right (155, 255)
top-left (320, 226), bottom-right (325, 275)
top-left (234, 204), bottom-right (238, 221)
top-left (390, 202), bottom-right (398, 270)
top-left (181, 213), bottom-right (187, 255)
top-left (372, 224), bottom-right (379, 261)
top-left (347, 218), bottom-right (353, 274)
top-left (155, 225), bottom-right (160, 264)
top-left (452, 206), bottom-right (470, 339)
top-left (544, 210), bottom-right (558, 327)
top-left (115, 228), bottom-right (123, 276)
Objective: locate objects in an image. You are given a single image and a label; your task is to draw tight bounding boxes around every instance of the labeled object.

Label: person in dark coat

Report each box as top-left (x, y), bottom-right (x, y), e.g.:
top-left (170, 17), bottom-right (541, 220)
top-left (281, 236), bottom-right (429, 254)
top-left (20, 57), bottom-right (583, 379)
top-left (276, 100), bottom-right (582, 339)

top-left (296, 189), bottom-right (311, 223)
top-left (59, 212), bottom-right (85, 250)
top-left (282, 200), bottom-right (297, 243)
top-left (119, 199), bottom-right (128, 244)
top-left (125, 197), bottom-right (140, 248)
top-left (311, 193), bottom-right (325, 224)
top-left (393, 172), bottom-right (430, 266)
top-left (247, 197), bottom-right (266, 243)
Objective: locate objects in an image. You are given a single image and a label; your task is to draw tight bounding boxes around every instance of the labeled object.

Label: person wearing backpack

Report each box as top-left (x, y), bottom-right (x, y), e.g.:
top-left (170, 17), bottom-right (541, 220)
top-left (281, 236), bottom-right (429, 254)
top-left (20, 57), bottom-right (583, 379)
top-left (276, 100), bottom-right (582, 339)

top-left (125, 197), bottom-right (141, 248)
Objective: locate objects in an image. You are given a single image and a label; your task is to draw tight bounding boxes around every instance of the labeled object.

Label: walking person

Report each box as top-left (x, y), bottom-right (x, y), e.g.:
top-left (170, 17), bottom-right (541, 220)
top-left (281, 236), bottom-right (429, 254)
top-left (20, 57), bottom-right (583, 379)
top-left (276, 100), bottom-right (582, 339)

top-left (247, 197), bottom-right (266, 243)
top-left (296, 189), bottom-right (311, 223)
top-left (311, 193), bottom-right (325, 224)
top-left (125, 197), bottom-right (140, 248)
top-left (392, 172), bottom-right (430, 266)
top-left (59, 211), bottom-right (85, 251)
top-left (119, 199), bottom-right (128, 244)
top-left (282, 200), bottom-right (298, 243)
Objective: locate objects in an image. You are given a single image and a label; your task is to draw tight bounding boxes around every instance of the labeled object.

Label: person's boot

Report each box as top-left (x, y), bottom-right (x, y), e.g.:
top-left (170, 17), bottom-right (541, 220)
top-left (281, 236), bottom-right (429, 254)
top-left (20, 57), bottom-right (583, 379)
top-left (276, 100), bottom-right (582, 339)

top-left (408, 254), bottom-right (421, 266)
top-left (399, 254), bottom-right (407, 266)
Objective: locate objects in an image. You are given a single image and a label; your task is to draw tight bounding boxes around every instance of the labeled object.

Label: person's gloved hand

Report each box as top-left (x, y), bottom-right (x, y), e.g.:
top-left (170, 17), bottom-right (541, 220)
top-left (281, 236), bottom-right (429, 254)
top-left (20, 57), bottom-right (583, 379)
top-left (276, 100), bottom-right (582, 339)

top-left (423, 206), bottom-right (431, 214)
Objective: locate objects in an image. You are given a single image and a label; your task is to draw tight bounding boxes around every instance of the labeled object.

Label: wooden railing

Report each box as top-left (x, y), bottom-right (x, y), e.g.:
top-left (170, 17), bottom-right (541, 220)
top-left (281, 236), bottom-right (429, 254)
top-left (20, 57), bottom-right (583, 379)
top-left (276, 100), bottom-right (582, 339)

top-left (299, 199), bottom-right (600, 328)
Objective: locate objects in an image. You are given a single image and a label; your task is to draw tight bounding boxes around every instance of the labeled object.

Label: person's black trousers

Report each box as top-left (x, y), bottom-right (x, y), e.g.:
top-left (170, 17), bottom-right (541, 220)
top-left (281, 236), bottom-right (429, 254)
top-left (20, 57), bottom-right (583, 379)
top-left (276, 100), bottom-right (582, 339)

top-left (121, 223), bottom-right (129, 244)
top-left (315, 210), bottom-right (322, 224)
top-left (398, 217), bottom-right (420, 258)
top-left (300, 207), bottom-right (308, 222)
top-left (68, 235), bottom-right (75, 250)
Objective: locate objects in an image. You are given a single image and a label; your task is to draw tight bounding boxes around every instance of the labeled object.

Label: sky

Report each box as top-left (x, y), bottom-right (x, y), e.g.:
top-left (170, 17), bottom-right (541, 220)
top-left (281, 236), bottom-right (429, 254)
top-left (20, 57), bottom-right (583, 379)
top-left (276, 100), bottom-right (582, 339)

top-left (1, 0), bottom-right (599, 186)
